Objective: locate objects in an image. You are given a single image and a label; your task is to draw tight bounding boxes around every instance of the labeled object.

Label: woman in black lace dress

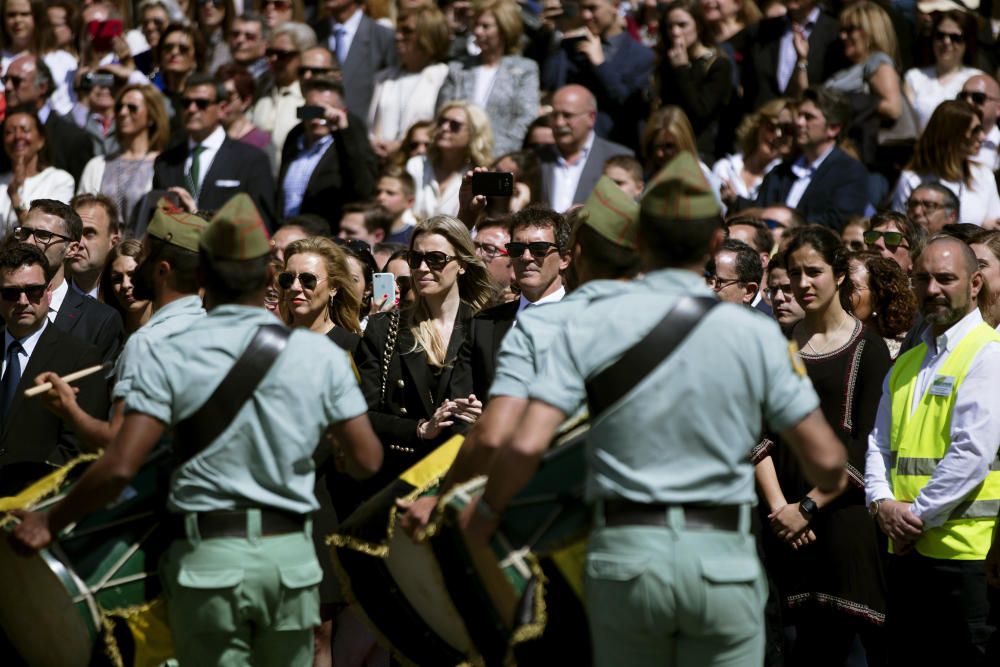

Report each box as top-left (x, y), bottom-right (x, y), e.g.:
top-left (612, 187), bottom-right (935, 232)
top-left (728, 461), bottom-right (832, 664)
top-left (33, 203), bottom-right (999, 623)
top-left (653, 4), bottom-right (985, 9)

top-left (755, 226), bottom-right (890, 666)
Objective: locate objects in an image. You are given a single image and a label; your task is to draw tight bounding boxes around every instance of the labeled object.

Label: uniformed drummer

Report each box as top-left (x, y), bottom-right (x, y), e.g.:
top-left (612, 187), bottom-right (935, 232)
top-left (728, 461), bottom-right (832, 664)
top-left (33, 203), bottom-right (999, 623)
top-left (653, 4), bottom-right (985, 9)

top-left (35, 200), bottom-right (209, 451)
top-left (459, 153), bottom-right (849, 666)
top-left (11, 194), bottom-right (383, 667)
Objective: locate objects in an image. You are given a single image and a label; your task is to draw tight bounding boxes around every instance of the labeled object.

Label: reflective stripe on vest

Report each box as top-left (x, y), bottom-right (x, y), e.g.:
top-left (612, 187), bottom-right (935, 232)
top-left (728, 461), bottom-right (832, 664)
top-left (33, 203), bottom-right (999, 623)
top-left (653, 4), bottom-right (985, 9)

top-left (888, 322), bottom-right (1000, 560)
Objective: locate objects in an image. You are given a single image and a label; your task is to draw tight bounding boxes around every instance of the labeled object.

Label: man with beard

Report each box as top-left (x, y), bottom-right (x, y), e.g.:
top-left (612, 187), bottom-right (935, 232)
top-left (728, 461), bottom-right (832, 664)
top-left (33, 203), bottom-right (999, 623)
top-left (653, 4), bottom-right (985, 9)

top-left (865, 236), bottom-right (1000, 665)
top-left (35, 201), bottom-right (209, 452)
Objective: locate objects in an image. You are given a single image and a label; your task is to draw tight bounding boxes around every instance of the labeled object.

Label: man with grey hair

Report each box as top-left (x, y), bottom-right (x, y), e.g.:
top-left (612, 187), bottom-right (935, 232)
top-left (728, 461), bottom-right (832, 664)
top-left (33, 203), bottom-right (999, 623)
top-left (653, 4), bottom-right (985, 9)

top-left (253, 22), bottom-right (317, 158)
top-left (907, 183), bottom-right (959, 237)
top-left (959, 74), bottom-right (1000, 170)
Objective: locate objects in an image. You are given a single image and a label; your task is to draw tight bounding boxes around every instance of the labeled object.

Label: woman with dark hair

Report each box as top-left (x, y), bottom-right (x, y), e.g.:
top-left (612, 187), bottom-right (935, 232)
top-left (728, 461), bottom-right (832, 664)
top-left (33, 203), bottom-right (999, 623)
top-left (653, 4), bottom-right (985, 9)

top-left (658, 0), bottom-right (733, 162)
top-left (436, 0), bottom-right (540, 156)
top-left (281, 236), bottom-right (363, 353)
top-left (757, 225), bottom-right (890, 664)
top-left (334, 236), bottom-right (380, 326)
top-left (841, 252), bottom-right (918, 359)
top-left (890, 99), bottom-right (1000, 227)
top-left (904, 9), bottom-right (983, 131)
top-left (368, 5), bottom-right (450, 160)
top-left (0, 107), bottom-right (73, 231)
top-left (197, 0), bottom-right (235, 74)
top-left (215, 63), bottom-right (272, 153)
top-left (43, 1), bottom-right (80, 58)
top-left (100, 239), bottom-right (152, 336)
top-left (78, 84), bottom-right (170, 231)
top-left (154, 23), bottom-right (205, 110)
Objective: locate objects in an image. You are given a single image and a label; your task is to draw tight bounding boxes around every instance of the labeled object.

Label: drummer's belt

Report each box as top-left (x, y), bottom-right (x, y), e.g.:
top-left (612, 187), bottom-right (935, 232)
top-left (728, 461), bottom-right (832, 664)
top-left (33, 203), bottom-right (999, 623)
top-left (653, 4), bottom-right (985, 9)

top-left (601, 500), bottom-right (744, 532)
top-left (167, 508), bottom-right (306, 539)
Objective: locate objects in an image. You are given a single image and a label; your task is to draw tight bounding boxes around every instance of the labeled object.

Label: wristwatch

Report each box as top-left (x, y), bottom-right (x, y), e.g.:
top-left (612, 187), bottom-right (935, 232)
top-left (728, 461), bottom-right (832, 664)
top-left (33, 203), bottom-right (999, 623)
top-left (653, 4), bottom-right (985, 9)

top-left (869, 498), bottom-right (888, 518)
top-left (798, 496), bottom-right (818, 519)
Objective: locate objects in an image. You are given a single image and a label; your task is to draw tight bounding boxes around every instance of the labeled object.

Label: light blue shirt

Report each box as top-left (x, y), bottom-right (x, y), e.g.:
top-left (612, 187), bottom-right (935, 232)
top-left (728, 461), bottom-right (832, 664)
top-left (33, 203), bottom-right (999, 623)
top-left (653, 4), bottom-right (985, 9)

top-left (530, 269), bottom-right (819, 504)
top-left (282, 134), bottom-right (334, 218)
top-left (126, 305), bottom-right (367, 514)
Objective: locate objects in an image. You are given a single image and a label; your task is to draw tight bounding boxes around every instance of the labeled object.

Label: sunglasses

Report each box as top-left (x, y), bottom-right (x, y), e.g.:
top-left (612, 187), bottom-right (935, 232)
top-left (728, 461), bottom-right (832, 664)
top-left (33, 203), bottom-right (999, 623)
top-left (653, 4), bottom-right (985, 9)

top-left (163, 41), bottom-right (192, 55)
top-left (0, 284), bottom-right (46, 303)
top-left (142, 18), bottom-right (167, 28)
top-left (333, 237), bottom-right (372, 256)
top-left (278, 271), bottom-right (326, 290)
top-left (197, 0), bottom-right (224, 5)
top-left (406, 250), bottom-right (457, 271)
top-left (266, 48), bottom-right (298, 60)
top-left (505, 241), bottom-right (559, 259)
top-left (437, 117), bottom-right (465, 133)
top-left (764, 119), bottom-right (796, 136)
top-left (958, 91), bottom-right (998, 105)
top-left (13, 226), bottom-right (73, 246)
top-left (181, 96), bottom-right (214, 110)
top-left (298, 65), bottom-right (336, 77)
top-left (263, 0), bottom-right (291, 7)
top-left (474, 241), bottom-right (508, 260)
top-left (765, 283), bottom-right (793, 300)
top-left (863, 230), bottom-right (908, 248)
top-left (115, 101), bottom-right (141, 114)
top-left (933, 30), bottom-right (964, 44)
top-left (1, 74), bottom-right (22, 87)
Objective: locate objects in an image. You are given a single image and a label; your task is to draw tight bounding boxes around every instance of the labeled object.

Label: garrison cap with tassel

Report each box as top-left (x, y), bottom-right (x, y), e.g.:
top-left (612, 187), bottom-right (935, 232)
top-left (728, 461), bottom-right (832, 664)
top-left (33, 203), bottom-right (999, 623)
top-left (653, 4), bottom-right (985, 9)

top-left (579, 176), bottom-right (640, 250)
top-left (200, 193), bottom-right (272, 260)
top-left (640, 152), bottom-right (720, 222)
top-left (146, 197), bottom-right (210, 252)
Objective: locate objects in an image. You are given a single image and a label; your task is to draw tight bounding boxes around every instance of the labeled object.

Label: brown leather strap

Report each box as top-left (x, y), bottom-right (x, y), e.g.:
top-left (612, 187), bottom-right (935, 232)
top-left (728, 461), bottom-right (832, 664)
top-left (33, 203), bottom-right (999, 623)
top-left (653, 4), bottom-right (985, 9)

top-left (603, 500), bottom-right (742, 531)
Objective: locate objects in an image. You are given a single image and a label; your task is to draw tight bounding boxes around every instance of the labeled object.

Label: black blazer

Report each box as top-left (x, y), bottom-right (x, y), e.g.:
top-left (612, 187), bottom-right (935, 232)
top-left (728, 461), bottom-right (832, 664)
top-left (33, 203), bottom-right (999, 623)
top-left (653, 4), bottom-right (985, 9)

top-left (53, 286), bottom-right (124, 363)
top-left (277, 118), bottom-right (378, 229)
top-left (152, 135), bottom-right (277, 230)
top-left (753, 147), bottom-right (870, 231)
top-left (0, 323), bottom-right (108, 496)
top-left (466, 299), bottom-right (518, 400)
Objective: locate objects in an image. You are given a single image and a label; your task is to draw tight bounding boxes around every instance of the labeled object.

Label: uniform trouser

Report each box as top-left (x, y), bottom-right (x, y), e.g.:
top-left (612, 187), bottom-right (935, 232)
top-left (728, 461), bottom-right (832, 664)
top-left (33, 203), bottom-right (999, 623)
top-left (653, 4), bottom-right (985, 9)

top-left (159, 510), bottom-right (322, 667)
top-left (585, 504), bottom-right (765, 667)
top-left (886, 552), bottom-right (997, 667)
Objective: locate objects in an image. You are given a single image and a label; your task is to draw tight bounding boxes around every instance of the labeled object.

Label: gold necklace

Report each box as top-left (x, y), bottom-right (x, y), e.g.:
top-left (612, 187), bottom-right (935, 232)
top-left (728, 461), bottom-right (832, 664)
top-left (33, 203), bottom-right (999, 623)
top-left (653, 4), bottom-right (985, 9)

top-left (803, 313), bottom-right (852, 355)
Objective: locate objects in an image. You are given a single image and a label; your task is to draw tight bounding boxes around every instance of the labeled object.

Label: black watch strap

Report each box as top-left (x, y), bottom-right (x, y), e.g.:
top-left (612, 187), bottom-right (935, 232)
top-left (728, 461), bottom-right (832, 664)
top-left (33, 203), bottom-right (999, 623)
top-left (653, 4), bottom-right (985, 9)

top-left (799, 496), bottom-right (818, 517)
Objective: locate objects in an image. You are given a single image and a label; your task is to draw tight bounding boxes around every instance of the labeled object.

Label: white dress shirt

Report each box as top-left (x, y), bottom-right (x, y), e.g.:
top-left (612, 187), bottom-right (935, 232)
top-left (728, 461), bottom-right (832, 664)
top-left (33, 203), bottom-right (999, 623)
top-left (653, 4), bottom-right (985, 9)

top-left (329, 8), bottom-right (363, 62)
top-left (3, 317), bottom-right (47, 377)
top-left (785, 144), bottom-right (834, 209)
top-left (185, 126), bottom-right (227, 194)
top-left (515, 284), bottom-right (565, 318)
top-left (777, 7), bottom-right (820, 93)
top-left (865, 309), bottom-right (1000, 529)
top-left (550, 132), bottom-right (596, 213)
top-left (974, 124), bottom-right (1000, 171)
top-left (47, 279), bottom-right (68, 324)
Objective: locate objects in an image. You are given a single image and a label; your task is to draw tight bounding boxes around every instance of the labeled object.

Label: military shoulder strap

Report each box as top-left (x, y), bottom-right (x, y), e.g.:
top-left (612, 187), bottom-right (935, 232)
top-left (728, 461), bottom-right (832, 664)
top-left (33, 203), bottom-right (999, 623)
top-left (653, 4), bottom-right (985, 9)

top-left (173, 323), bottom-right (291, 465)
top-left (585, 296), bottom-right (718, 417)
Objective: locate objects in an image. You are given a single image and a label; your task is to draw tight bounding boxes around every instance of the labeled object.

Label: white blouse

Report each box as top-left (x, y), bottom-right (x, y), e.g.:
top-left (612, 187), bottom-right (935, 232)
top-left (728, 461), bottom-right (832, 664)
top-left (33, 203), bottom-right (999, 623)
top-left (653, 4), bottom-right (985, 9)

top-left (405, 154), bottom-right (463, 219)
top-left (368, 64), bottom-right (449, 143)
top-left (0, 166), bottom-right (75, 235)
top-left (903, 65), bottom-right (985, 132)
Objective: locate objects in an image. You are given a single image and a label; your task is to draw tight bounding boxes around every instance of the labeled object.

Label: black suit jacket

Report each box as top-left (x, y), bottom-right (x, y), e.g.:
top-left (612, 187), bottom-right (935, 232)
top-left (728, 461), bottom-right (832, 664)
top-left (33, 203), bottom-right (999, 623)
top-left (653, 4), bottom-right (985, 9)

top-left (754, 147), bottom-right (870, 231)
top-left (277, 117), bottom-right (378, 228)
top-left (53, 286), bottom-right (124, 363)
top-left (742, 12), bottom-right (847, 111)
top-left (466, 299), bottom-right (518, 400)
top-left (153, 135), bottom-right (277, 230)
top-left (312, 14), bottom-right (397, 119)
top-left (0, 323), bottom-right (108, 495)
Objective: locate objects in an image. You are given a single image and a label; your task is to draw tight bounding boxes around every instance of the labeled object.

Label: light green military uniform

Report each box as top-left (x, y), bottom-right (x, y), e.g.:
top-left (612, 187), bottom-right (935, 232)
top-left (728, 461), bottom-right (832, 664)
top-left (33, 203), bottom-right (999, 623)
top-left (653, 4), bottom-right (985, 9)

top-left (124, 196), bottom-right (368, 666)
top-left (528, 156), bottom-right (820, 666)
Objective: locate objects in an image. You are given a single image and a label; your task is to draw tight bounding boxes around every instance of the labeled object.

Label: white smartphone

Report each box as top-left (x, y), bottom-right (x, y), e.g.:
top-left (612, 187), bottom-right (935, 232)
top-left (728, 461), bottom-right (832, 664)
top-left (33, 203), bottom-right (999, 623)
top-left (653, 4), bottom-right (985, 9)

top-left (372, 272), bottom-right (395, 306)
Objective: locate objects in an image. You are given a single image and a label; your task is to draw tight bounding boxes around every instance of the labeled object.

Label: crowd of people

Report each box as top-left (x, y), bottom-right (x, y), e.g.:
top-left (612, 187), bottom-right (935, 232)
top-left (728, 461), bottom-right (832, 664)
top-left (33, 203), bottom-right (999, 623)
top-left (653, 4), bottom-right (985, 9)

top-left (0, 0), bottom-right (1000, 665)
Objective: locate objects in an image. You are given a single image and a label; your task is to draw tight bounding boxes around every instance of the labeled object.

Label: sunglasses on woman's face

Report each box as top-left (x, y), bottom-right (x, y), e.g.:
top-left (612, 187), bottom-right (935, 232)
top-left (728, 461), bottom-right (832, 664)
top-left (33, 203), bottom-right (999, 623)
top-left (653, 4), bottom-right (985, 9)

top-left (278, 271), bottom-right (325, 290)
top-left (115, 102), bottom-right (141, 114)
top-left (933, 30), bottom-right (964, 45)
top-left (406, 250), bottom-right (457, 271)
top-left (437, 117), bottom-right (465, 133)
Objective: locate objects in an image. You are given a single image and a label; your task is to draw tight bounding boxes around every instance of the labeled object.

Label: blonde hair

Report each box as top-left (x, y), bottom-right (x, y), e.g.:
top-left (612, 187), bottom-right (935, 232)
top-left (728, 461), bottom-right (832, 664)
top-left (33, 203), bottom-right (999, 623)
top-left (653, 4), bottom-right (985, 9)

top-left (283, 237), bottom-right (363, 334)
top-left (736, 97), bottom-right (793, 156)
top-left (839, 1), bottom-right (898, 65)
top-left (115, 84), bottom-right (170, 152)
top-left (642, 106), bottom-right (697, 169)
top-left (474, 0), bottom-right (523, 55)
top-left (432, 101), bottom-right (494, 167)
top-left (407, 215), bottom-right (494, 367)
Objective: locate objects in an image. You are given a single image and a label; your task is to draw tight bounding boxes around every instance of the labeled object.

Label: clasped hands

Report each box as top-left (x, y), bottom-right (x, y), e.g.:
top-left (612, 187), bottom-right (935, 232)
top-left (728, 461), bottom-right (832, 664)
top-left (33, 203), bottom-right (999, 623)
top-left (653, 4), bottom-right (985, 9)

top-left (416, 394), bottom-right (482, 440)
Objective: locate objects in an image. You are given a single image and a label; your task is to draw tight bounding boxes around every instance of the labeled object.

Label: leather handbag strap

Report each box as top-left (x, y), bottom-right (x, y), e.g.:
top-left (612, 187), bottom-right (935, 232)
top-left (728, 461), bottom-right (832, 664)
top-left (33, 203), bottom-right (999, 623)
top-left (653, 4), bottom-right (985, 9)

top-left (585, 296), bottom-right (718, 417)
top-left (174, 324), bottom-right (291, 465)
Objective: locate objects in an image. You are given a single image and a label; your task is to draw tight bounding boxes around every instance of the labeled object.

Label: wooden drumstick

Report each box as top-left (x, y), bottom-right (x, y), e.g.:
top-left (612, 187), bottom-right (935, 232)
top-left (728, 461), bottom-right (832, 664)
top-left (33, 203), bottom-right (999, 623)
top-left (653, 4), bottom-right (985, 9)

top-left (24, 362), bottom-right (112, 398)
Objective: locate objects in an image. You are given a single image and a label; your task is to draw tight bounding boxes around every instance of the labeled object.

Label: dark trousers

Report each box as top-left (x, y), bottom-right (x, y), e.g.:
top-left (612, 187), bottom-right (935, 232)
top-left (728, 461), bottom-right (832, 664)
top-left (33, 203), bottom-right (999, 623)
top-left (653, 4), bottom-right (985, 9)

top-left (886, 553), bottom-right (997, 667)
top-left (788, 606), bottom-right (886, 667)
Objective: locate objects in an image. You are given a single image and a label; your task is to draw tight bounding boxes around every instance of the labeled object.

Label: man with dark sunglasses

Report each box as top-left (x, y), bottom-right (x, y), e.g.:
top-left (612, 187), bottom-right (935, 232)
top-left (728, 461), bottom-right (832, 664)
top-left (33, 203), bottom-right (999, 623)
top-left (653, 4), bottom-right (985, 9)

top-left (865, 210), bottom-right (926, 275)
top-left (959, 74), bottom-right (1000, 170)
top-left (0, 243), bottom-right (107, 496)
top-left (252, 23), bottom-right (314, 156)
top-left (153, 73), bottom-right (277, 230)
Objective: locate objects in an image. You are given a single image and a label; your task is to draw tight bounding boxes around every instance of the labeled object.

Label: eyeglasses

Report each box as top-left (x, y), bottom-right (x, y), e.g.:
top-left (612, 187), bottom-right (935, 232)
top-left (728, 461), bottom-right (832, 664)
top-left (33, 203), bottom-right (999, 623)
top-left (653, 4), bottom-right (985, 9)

top-left (1, 74), bottom-right (22, 87)
top-left (550, 109), bottom-right (588, 121)
top-left (266, 48), bottom-right (299, 60)
top-left (263, 0), bottom-right (291, 7)
top-left (163, 41), bottom-right (193, 55)
top-left (958, 90), bottom-right (1000, 105)
top-left (298, 66), bottom-right (336, 77)
top-left (505, 241), bottom-right (559, 259)
top-left (115, 101), bottom-right (141, 115)
top-left (277, 271), bottom-right (326, 290)
top-left (705, 274), bottom-right (741, 291)
top-left (406, 250), bottom-right (457, 271)
top-left (142, 18), bottom-right (167, 29)
top-left (906, 198), bottom-right (946, 213)
top-left (765, 283), bottom-right (793, 300)
top-left (181, 96), bottom-right (214, 110)
top-left (0, 284), bottom-right (46, 303)
top-left (933, 30), bottom-right (964, 44)
top-left (474, 241), bottom-right (508, 260)
top-left (437, 117), bottom-right (465, 133)
top-left (228, 29), bottom-right (260, 40)
top-left (13, 226), bottom-right (73, 247)
top-left (864, 230), bottom-right (909, 248)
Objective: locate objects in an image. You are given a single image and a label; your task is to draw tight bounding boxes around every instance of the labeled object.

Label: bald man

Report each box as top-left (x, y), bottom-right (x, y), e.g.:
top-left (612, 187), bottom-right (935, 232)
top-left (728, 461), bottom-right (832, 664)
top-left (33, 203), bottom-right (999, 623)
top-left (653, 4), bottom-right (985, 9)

top-left (538, 85), bottom-right (633, 212)
top-left (960, 74), bottom-right (1000, 170)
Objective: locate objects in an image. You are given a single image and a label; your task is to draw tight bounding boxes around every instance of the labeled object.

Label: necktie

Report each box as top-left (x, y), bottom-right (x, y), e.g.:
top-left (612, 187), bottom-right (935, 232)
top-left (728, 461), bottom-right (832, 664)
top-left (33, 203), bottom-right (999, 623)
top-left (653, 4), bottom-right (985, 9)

top-left (334, 26), bottom-right (348, 65)
top-left (0, 340), bottom-right (23, 423)
top-left (187, 144), bottom-right (206, 196)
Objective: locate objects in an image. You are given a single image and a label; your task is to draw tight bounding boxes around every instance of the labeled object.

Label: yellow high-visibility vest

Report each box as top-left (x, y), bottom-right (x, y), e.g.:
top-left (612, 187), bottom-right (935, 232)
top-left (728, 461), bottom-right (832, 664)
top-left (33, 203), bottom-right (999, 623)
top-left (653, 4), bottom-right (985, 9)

top-left (889, 322), bottom-right (1000, 560)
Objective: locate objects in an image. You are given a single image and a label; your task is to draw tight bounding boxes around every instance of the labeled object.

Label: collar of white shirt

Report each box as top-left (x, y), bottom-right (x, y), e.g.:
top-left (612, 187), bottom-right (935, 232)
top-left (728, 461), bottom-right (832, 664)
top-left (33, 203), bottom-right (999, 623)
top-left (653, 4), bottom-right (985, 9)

top-left (47, 278), bottom-right (69, 323)
top-left (188, 125), bottom-right (226, 154)
top-left (5, 316), bottom-right (47, 362)
top-left (791, 144), bottom-right (835, 179)
top-left (517, 285), bottom-right (566, 315)
top-left (334, 7), bottom-right (363, 35)
top-left (557, 132), bottom-right (596, 168)
top-left (921, 307), bottom-right (984, 356)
